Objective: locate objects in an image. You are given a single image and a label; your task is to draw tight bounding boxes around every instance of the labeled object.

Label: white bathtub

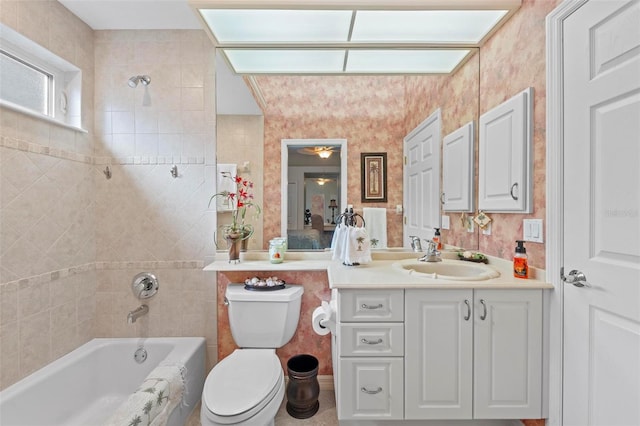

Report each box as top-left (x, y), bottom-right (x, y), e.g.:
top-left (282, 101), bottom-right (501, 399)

top-left (0, 337), bottom-right (206, 426)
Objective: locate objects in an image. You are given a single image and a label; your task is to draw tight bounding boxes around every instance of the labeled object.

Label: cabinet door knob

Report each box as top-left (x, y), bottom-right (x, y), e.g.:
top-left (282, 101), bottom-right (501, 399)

top-left (361, 338), bottom-right (383, 345)
top-left (361, 303), bottom-right (383, 310)
top-left (361, 387), bottom-right (383, 395)
top-left (464, 299), bottom-right (471, 321)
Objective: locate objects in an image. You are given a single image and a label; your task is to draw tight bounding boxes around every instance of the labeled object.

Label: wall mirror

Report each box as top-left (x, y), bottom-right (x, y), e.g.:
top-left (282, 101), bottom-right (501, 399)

top-left (281, 139), bottom-right (347, 250)
top-left (215, 51), bottom-right (481, 252)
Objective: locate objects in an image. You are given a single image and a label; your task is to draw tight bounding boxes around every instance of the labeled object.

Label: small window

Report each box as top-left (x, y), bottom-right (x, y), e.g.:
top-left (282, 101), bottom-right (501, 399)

top-left (0, 23), bottom-right (84, 132)
top-left (0, 50), bottom-right (52, 116)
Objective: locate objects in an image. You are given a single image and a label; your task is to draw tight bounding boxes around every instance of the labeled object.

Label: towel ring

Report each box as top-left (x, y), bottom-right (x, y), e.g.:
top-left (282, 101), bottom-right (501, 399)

top-left (335, 208), bottom-right (366, 227)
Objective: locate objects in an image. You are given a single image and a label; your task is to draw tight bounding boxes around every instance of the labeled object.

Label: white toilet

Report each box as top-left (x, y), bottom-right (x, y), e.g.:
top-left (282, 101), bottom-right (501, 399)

top-left (201, 284), bottom-right (304, 426)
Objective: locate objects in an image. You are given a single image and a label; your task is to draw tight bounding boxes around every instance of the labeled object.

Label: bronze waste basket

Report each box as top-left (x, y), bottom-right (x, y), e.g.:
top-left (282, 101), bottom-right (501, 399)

top-left (286, 354), bottom-right (320, 419)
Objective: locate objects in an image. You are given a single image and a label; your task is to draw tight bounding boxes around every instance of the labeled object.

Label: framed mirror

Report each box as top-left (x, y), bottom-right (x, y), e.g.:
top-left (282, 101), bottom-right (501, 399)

top-left (281, 139), bottom-right (347, 250)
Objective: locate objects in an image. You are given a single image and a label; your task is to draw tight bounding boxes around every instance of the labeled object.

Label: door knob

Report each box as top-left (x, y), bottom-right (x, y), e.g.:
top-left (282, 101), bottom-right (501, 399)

top-left (562, 269), bottom-right (588, 287)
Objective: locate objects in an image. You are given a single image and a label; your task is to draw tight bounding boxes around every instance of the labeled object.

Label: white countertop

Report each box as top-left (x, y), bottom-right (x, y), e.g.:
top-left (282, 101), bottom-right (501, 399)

top-left (204, 249), bottom-right (553, 290)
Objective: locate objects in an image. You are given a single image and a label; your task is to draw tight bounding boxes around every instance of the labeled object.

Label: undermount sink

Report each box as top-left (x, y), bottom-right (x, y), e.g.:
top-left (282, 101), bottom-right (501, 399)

top-left (392, 259), bottom-right (500, 281)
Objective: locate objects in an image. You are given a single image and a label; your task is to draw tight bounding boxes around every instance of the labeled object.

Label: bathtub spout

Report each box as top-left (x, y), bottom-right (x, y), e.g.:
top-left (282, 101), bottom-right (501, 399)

top-left (127, 304), bottom-right (149, 324)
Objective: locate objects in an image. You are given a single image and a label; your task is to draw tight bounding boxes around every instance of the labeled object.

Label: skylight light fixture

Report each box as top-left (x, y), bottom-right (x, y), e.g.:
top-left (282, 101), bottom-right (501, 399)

top-left (191, 0), bottom-right (521, 74)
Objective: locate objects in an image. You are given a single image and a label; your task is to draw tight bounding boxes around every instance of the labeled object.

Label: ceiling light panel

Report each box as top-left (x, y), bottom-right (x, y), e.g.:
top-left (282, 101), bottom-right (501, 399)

top-left (351, 10), bottom-right (508, 44)
top-left (222, 49), bottom-right (346, 73)
top-left (346, 49), bottom-right (471, 74)
top-left (199, 9), bottom-right (353, 43)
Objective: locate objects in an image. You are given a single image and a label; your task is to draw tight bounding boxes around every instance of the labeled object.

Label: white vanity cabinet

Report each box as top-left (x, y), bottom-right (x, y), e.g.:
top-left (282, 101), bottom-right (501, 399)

top-left (335, 287), bottom-right (543, 422)
top-left (336, 289), bottom-right (405, 420)
top-left (405, 288), bottom-right (542, 420)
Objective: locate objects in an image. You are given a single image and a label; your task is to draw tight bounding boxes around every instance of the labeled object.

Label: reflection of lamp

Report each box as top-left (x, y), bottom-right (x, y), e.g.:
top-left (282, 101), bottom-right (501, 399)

top-left (329, 199), bottom-right (338, 224)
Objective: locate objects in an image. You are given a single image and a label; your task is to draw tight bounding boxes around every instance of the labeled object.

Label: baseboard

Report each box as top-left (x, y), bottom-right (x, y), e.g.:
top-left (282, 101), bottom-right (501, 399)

top-left (284, 374), bottom-right (334, 391)
top-left (318, 374), bottom-right (334, 391)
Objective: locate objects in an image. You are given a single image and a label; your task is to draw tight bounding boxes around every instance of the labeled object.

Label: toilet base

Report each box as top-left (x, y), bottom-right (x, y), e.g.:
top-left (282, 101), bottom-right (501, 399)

top-left (286, 400), bottom-right (319, 419)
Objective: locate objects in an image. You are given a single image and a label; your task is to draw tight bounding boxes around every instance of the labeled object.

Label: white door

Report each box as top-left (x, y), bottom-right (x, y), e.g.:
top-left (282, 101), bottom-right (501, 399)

top-left (403, 110), bottom-right (441, 247)
top-left (563, 1), bottom-right (640, 425)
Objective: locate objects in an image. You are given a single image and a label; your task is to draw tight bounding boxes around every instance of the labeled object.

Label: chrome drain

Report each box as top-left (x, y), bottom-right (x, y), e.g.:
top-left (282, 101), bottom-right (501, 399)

top-left (134, 347), bottom-right (148, 363)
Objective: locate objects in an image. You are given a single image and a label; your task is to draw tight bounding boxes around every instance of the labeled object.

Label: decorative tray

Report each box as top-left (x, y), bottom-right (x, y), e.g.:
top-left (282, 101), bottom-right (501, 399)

top-left (244, 276), bottom-right (286, 291)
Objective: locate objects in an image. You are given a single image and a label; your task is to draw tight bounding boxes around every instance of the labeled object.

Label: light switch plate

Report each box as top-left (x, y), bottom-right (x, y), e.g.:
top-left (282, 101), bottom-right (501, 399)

top-left (523, 219), bottom-right (543, 243)
top-left (441, 215), bottom-right (450, 230)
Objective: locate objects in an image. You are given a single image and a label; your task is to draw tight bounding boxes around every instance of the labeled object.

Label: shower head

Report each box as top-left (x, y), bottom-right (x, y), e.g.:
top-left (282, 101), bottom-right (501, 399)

top-left (128, 75), bottom-right (151, 88)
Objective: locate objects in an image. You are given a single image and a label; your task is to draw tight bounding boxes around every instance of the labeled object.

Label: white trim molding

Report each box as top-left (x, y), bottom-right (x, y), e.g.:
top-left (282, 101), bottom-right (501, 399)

top-left (545, 1), bottom-right (589, 425)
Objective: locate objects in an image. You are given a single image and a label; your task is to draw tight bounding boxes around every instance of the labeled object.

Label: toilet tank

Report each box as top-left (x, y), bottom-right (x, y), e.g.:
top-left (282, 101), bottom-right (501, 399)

top-left (225, 284), bottom-right (304, 348)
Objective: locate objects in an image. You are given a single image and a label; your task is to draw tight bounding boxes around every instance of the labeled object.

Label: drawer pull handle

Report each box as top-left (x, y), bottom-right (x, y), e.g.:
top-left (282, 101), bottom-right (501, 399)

top-left (361, 338), bottom-right (383, 345)
top-left (480, 299), bottom-right (487, 320)
top-left (361, 387), bottom-right (383, 395)
top-left (464, 299), bottom-right (471, 321)
top-left (361, 303), bottom-right (383, 310)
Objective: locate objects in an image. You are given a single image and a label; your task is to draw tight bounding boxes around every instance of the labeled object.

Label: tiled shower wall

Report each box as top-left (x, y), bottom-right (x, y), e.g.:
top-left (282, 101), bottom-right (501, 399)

top-left (92, 29), bottom-right (217, 368)
top-left (0, 1), bottom-right (218, 391)
top-left (0, 0), bottom-right (96, 389)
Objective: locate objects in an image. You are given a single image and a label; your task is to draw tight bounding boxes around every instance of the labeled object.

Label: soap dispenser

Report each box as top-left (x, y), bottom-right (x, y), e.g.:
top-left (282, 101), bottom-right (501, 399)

top-left (433, 228), bottom-right (442, 250)
top-left (514, 240), bottom-right (529, 279)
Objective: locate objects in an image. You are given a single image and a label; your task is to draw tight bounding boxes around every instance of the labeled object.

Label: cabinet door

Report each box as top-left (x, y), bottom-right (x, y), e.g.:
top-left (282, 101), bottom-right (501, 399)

top-left (478, 87), bottom-right (533, 212)
top-left (338, 357), bottom-right (404, 420)
top-left (473, 289), bottom-right (542, 419)
top-left (405, 289), bottom-right (473, 419)
top-left (443, 121), bottom-right (474, 212)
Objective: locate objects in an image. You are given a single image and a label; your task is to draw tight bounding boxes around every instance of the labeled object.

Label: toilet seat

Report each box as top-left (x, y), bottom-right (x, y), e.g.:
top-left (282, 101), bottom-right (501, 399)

top-left (202, 349), bottom-right (283, 424)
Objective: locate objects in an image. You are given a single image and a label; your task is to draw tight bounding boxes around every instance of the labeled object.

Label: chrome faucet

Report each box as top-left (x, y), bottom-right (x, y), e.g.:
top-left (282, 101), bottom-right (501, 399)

top-left (127, 304), bottom-right (149, 324)
top-left (419, 240), bottom-right (442, 262)
top-left (409, 235), bottom-right (423, 252)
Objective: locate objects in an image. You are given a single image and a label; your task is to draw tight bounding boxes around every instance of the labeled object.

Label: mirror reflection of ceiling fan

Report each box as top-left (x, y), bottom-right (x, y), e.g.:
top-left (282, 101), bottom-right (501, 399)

top-left (297, 146), bottom-right (339, 159)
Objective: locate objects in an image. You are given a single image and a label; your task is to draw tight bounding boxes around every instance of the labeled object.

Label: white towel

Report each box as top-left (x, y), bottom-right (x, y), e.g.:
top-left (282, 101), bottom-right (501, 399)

top-left (330, 224), bottom-right (348, 261)
top-left (216, 163), bottom-right (237, 211)
top-left (104, 364), bottom-right (186, 426)
top-left (344, 226), bottom-right (372, 265)
top-left (363, 208), bottom-right (388, 249)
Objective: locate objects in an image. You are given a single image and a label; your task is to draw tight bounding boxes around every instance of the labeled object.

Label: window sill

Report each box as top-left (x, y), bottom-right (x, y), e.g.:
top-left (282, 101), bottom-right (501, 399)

top-left (1, 100), bottom-right (88, 134)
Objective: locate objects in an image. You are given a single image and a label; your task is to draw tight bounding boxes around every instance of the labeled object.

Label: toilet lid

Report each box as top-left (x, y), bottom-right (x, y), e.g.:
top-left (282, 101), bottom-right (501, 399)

top-left (203, 349), bottom-right (282, 419)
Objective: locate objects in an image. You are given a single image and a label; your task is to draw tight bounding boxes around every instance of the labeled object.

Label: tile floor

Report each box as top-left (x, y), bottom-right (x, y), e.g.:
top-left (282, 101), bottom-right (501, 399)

top-left (186, 390), bottom-right (338, 425)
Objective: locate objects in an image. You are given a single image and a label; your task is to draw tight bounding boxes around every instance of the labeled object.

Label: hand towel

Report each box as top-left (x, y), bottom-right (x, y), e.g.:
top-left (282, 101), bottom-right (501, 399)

top-left (104, 364), bottom-right (186, 426)
top-left (363, 207), bottom-right (388, 249)
top-left (330, 224), bottom-right (348, 261)
top-left (344, 226), bottom-right (372, 265)
top-left (216, 163), bottom-right (237, 211)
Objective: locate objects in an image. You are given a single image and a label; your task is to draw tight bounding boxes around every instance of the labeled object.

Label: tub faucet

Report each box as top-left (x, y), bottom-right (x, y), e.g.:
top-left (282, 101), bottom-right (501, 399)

top-left (409, 235), bottom-right (423, 252)
top-left (127, 304), bottom-right (149, 324)
top-left (419, 241), bottom-right (442, 263)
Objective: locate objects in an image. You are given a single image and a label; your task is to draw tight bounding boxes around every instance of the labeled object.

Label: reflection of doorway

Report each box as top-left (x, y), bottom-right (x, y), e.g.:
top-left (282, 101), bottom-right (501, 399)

top-left (304, 174), bottom-right (339, 248)
top-left (305, 173), bottom-right (339, 224)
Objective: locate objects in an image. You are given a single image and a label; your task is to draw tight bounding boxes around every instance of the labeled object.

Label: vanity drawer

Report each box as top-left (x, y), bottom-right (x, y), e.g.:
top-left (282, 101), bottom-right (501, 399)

top-left (338, 357), bottom-right (404, 420)
top-left (339, 323), bottom-right (404, 357)
top-left (338, 289), bottom-right (404, 322)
